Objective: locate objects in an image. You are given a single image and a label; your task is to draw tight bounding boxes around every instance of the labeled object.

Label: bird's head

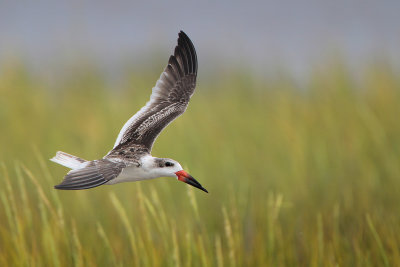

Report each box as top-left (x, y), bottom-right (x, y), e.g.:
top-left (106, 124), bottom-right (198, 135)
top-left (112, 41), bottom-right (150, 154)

top-left (144, 157), bottom-right (208, 193)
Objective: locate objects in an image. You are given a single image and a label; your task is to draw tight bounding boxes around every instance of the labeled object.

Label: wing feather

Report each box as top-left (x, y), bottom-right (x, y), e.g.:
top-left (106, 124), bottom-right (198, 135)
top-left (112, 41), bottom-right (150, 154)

top-left (54, 160), bottom-right (125, 190)
top-left (112, 31), bottom-right (197, 151)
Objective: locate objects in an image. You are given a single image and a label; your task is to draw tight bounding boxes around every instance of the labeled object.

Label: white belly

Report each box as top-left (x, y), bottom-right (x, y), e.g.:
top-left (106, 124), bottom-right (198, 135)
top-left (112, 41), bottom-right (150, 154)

top-left (105, 165), bottom-right (157, 185)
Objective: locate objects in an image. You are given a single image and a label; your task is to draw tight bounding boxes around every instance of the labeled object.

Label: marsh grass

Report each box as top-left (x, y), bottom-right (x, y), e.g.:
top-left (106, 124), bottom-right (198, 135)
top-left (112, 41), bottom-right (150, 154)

top-left (0, 60), bottom-right (400, 266)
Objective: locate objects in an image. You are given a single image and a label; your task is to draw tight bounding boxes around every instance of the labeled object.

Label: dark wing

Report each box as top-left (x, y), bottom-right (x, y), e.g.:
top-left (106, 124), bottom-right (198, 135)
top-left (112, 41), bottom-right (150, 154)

top-left (112, 31), bottom-right (197, 151)
top-left (54, 160), bottom-right (125, 190)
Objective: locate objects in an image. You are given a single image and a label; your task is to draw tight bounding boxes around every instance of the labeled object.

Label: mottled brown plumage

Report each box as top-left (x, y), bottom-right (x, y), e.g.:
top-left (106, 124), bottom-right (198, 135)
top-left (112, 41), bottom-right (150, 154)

top-left (112, 31), bottom-right (197, 151)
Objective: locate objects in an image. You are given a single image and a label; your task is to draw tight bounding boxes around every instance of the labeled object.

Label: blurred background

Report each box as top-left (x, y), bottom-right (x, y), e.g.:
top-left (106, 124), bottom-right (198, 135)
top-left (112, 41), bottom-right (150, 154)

top-left (1, 1), bottom-right (400, 266)
top-left (1, 0), bottom-right (400, 81)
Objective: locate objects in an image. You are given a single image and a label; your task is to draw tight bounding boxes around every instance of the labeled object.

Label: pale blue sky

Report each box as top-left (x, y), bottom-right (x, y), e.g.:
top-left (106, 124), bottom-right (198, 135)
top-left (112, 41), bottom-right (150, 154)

top-left (1, 0), bottom-right (399, 79)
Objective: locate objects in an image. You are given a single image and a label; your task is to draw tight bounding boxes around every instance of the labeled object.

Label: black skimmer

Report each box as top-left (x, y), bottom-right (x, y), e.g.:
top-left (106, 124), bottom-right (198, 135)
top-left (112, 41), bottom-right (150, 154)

top-left (51, 31), bottom-right (207, 193)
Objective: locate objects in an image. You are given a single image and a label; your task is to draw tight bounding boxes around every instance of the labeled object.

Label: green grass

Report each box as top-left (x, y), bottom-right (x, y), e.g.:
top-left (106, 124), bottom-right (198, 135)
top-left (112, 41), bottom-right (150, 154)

top-left (1, 59), bottom-right (400, 266)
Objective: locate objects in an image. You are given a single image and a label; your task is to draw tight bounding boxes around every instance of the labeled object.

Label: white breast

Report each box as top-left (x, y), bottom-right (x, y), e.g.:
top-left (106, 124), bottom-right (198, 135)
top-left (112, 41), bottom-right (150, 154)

top-left (105, 165), bottom-right (157, 185)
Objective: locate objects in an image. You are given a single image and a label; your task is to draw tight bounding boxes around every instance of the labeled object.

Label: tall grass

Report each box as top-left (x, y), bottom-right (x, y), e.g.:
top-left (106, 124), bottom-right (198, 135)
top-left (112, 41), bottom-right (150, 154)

top-left (0, 59), bottom-right (400, 266)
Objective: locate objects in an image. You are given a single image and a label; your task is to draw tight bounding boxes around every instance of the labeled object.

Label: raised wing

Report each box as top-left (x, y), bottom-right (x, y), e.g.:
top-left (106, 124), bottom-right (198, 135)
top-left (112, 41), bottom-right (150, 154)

top-left (112, 31), bottom-right (197, 151)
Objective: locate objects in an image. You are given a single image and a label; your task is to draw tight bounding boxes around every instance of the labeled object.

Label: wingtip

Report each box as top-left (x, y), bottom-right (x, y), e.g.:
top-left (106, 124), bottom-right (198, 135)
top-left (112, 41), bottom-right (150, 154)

top-left (178, 31), bottom-right (191, 44)
top-left (54, 183), bottom-right (65, 190)
top-left (175, 31), bottom-right (197, 75)
top-left (179, 30), bottom-right (187, 37)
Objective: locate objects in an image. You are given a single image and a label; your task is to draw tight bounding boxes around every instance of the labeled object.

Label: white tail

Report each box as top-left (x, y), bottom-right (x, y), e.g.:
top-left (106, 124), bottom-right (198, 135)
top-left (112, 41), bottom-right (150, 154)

top-left (50, 151), bottom-right (87, 170)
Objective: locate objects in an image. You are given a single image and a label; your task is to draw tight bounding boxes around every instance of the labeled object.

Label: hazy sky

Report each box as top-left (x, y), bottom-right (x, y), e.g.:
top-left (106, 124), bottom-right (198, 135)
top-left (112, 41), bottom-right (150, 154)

top-left (1, 0), bottom-right (399, 79)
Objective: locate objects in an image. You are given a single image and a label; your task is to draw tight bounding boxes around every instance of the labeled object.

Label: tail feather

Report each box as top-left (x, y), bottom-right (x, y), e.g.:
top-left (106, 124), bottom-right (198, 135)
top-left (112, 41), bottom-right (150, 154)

top-left (50, 151), bottom-right (87, 170)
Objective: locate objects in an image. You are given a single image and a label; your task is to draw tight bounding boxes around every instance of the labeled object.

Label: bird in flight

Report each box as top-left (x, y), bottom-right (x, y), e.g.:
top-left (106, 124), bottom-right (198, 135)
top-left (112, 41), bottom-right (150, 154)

top-left (51, 31), bottom-right (207, 193)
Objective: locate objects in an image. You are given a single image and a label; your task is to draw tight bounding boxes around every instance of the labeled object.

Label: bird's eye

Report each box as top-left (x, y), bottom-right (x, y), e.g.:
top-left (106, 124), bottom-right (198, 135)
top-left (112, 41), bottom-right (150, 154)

top-left (165, 162), bottom-right (174, 167)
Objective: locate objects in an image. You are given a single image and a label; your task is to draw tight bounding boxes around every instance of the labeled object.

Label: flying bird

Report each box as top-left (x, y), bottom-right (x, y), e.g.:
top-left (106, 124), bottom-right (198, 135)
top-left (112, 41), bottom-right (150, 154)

top-left (51, 31), bottom-right (207, 193)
